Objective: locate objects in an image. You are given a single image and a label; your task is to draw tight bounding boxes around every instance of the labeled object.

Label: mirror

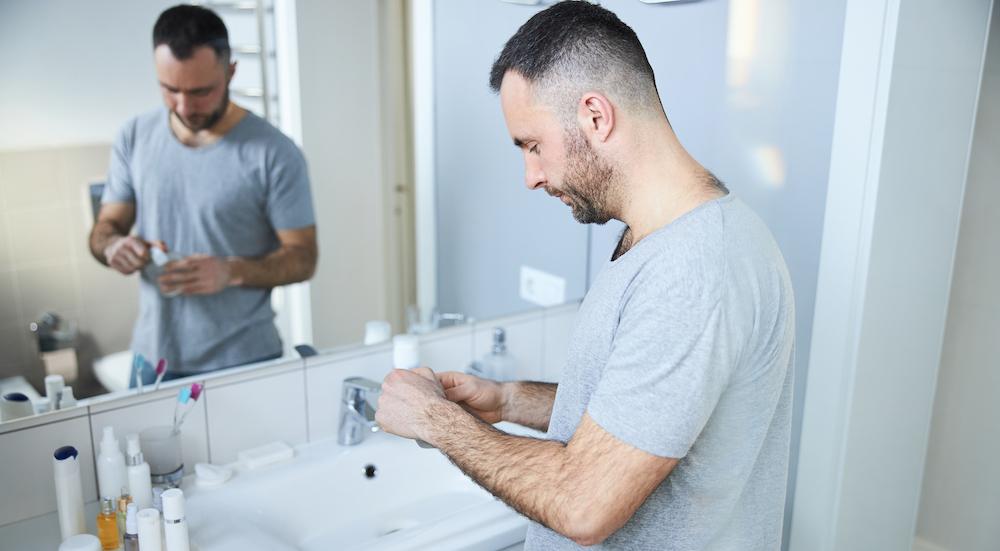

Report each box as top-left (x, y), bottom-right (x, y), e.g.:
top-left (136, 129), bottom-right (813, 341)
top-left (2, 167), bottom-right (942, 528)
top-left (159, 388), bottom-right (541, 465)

top-left (0, 0), bottom-right (587, 415)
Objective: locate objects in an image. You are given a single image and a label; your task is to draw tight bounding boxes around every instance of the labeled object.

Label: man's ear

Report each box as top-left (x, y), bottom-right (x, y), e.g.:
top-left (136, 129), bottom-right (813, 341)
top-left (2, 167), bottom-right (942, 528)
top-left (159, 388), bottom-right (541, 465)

top-left (227, 60), bottom-right (237, 81)
top-left (577, 92), bottom-right (616, 143)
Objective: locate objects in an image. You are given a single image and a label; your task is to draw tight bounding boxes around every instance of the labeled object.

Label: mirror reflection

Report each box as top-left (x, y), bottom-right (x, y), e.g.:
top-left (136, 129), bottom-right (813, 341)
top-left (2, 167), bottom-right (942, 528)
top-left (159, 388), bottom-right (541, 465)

top-left (0, 0), bottom-right (585, 413)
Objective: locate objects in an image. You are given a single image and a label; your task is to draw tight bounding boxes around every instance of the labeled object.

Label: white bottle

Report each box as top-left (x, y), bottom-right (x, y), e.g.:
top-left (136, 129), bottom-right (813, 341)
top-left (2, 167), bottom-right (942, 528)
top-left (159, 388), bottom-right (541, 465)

top-left (59, 386), bottom-right (77, 409)
top-left (53, 445), bottom-right (86, 540)
top-left (45, 374), bottom-right (65, 410)
top-left (161, 488), bottom-right (191, 551)
top-left (392, 334), bottom-right (420, 370)
top-left (480, 327), bottom-right (518, 381)
top-left (137, 508), bottom-right (163, 551)
top-left (126, 433), bottom-right (153, 509)
top-left (97, 426), bottom-right (127, 503)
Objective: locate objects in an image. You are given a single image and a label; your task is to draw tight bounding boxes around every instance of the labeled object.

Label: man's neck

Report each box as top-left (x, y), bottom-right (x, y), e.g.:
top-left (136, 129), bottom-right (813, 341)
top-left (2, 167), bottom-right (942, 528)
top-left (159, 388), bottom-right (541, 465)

top-left (170, 102), bottom-right (246, 148)
top-left (614, 124), bottom-right (726, 248)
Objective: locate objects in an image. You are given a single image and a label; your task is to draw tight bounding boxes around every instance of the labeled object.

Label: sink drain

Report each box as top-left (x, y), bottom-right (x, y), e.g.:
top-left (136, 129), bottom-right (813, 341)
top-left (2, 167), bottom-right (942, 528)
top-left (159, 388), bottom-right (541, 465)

top-left (364, 464), bottom-right (377, 479)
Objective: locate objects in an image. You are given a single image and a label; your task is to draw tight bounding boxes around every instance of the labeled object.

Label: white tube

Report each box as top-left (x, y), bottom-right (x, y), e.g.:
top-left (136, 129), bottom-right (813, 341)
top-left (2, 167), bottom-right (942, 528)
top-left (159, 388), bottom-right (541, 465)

top-left (137, 508), bottom-right (163, 551)
top-left (52, 446), bottom-right (86, 540)
top-left (161, 488), bottom-right (190, 551)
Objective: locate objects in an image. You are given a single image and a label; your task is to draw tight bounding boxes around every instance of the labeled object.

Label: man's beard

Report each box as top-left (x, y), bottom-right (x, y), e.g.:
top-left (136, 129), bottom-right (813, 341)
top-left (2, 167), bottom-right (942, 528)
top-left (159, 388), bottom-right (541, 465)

top-left (175, 89), bottom-right (230, 132)
top-left (558, 128), bottom-right (620, 225)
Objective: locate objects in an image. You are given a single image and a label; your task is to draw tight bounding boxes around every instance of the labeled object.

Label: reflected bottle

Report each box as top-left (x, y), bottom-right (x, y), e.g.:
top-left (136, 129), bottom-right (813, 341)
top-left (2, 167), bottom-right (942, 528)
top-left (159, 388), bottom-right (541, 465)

top-left (97, 497), bottom-right (119, 550)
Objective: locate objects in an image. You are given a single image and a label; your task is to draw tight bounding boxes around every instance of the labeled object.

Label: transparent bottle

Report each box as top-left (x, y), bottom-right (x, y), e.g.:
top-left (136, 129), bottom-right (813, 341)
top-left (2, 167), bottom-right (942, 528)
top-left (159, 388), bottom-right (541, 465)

top-left (96, 497), bottom-right (119, 550)
top-left (480, 327), bottom-right (517, 381)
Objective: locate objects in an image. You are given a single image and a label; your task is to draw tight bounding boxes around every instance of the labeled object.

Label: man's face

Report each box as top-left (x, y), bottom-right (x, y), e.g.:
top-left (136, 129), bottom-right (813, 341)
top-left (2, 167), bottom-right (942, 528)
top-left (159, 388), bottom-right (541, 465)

top-left (154, 45), bottom-right (233, 131)
top-left (499, 72), bottom-right (618, 224)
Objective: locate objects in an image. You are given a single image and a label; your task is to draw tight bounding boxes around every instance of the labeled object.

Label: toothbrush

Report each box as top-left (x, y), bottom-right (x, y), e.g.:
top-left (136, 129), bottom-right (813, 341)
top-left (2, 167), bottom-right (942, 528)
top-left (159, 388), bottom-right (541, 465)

top-left (132, 354), bottom-right (145, 394)
top-left (171, 383), bottom-right (204, 434)
top-left (171, 386), bottom-right (192, 434)
top-left (152, 359), bottom-right (168, 391)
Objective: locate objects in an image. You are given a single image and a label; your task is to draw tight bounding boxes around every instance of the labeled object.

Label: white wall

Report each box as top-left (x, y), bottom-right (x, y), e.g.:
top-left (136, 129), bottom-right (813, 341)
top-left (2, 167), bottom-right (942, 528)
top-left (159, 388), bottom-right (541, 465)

top-left (914, 4), bottom-right (1000, 550)
top-left (0, 0), bottom-right (175, 151)
top-left (790, 0), bottom-right (993, 549)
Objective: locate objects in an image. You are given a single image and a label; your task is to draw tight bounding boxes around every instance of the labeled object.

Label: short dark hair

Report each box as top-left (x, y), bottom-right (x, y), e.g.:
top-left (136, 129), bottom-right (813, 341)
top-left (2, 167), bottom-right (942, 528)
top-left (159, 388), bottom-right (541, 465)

top-left (489, 1), bottom-right (660, 117)
top-left (153, 4), bottom-right (230, 62)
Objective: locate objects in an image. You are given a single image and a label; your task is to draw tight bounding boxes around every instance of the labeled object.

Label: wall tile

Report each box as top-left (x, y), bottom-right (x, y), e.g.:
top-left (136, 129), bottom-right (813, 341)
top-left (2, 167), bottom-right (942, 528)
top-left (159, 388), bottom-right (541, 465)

top-left (473, 311), bottom-right (545, 381)
top-left (56, 144), bottom-right (110, 210)
top-left (5, 206), bottom-right (75, 267)
top-left (0, 210), bottom-right (11, 269)
top-left (205, 368), bottom-right (307, 464)
top-left (89, 391), bottom-right (209, 487)
top-left (420, 325), bottom-right (474, 373)
top-left (0, 150), bottom-right (59, 210)
top-left (16, 263), bottom-right (80, 324)
top-left (0, 415), bottom-right (96, 527)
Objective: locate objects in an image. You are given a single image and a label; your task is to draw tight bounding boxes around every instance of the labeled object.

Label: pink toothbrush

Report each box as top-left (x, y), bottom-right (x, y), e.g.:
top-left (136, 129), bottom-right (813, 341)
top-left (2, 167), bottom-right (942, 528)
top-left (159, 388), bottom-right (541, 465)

top-left (172, 383), bottom-right (204, 434)
top-left (153, 359), bottom-right (168, 391)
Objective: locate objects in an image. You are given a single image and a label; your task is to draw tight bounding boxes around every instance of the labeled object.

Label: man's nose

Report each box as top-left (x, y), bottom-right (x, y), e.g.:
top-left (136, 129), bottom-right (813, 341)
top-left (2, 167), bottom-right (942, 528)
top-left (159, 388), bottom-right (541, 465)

top-left (524, 159), bottom-right (546, 190)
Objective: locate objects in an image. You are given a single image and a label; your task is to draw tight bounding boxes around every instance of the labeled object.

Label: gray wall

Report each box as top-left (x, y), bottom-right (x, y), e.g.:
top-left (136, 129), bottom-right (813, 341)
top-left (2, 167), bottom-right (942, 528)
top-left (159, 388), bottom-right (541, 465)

top-left (433, 0), bottom-right (590, 320)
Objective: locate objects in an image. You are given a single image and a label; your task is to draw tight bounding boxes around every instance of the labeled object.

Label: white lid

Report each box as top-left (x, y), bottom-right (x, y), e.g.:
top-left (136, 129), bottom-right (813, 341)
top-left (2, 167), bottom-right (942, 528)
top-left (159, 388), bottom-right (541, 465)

top-left (125, 503), bottom-right (138, 534)
top-left (126, 433), bottom-right (141, 457)
top-left (58, 534), bottom-right (101, 551)
top-left (161, 488), bottom-right (186, 521)
top-left (45, 374), bottom-right (65, 385)
top-left (137, 508), bottom-right (160, 531)
top-left (52, 446), bottom-right (79, 476)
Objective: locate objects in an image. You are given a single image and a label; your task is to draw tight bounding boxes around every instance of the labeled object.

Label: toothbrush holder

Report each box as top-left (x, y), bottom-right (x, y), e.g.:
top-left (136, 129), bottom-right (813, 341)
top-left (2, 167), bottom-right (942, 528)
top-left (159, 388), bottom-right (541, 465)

top-left (140, 426), bottom-right (183, 487)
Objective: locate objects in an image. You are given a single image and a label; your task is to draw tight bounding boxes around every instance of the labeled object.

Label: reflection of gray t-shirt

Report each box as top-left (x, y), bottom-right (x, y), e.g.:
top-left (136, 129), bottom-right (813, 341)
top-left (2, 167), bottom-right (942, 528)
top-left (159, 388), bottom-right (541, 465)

top-left (526, 194), bottom-right (795, 550)
top-left (103, 108), bottom-right (314, 374)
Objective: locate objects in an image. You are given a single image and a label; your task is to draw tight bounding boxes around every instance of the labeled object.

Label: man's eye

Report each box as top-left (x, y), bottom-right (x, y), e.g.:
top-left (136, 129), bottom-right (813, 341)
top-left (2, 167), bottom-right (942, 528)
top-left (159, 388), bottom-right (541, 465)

top-left (530, 144), bottom-right (539, 155)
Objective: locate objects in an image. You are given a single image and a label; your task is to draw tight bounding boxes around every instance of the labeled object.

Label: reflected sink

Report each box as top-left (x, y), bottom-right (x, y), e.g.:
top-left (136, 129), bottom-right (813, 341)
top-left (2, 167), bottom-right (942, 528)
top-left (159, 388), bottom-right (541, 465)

top-left (184, 424), bottom-right (534, 551)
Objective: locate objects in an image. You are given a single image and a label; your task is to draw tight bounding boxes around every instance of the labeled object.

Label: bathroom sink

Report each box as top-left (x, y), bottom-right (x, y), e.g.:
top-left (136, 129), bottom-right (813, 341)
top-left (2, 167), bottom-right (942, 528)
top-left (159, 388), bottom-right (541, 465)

top-left (183, 424), bottom-right (535, 551)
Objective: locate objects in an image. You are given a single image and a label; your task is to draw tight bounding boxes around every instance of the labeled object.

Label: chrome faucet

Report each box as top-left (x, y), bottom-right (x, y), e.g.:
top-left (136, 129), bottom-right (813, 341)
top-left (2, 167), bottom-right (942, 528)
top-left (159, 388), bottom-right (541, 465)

top-left (338, 377), bottom-right (381, 446)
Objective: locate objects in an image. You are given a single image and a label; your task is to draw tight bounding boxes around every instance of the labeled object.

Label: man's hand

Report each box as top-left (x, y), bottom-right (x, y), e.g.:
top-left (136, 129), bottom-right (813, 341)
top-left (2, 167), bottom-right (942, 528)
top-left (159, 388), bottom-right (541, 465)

top-left (437, 371), bottom-right (508, 424)
top-left (158, 254), bottom-right (233, 296)
top-left (376, 367), bottom-right (451, 442)
top-left (103, 235), bottom-right (153, 275)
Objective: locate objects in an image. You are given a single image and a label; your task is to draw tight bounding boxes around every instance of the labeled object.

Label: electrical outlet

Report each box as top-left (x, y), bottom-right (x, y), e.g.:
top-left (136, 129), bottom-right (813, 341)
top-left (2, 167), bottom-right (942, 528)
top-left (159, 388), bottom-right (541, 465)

top-left (520, 266), bottom-right (567, 307)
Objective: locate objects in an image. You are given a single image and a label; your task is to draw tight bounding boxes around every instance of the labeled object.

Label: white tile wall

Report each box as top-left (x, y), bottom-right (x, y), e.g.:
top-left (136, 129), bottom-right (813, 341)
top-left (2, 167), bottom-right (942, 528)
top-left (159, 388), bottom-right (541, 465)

top-left (0, 303), bottom-right (579, 528)
top-left (205, 367), bottom-right (308, 464)
top-left (89, 393), bottom-right (209, 483)
top-left (419, 325), bottom-right (474, 373)
top-left (0, 415), bottom-right (96, 526)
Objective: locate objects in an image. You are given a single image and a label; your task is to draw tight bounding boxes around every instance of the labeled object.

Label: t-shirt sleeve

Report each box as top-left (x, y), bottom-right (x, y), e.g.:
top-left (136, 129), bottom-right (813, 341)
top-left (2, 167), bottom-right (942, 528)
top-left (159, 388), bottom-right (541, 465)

top-left (586, 268), bottom-right (731, 459)
top-left (265, 140), bottom-right (315, 230)
top-left (102, 119), bottom-right (137, 204)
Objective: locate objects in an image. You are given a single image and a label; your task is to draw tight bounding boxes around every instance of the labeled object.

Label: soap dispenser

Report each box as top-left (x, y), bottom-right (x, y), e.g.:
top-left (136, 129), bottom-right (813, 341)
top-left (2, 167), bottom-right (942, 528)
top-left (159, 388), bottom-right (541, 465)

top-left (97, 427), bottom-right (127, 504)
top-left (480, 327), bottom-right (516, 381)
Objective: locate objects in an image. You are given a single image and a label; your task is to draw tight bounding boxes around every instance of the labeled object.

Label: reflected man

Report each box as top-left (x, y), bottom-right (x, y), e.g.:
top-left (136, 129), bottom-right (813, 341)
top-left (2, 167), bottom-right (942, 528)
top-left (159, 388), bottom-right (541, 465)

top-left (88, 5), bottom-right (317, 382)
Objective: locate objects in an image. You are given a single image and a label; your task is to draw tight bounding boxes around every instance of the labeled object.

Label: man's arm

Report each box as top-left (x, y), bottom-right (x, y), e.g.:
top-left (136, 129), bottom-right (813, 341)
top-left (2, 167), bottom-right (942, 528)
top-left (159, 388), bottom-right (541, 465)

top-left (500, 381), bottom-right (557, 431)
top-left (157, 226), bottom-right (318, 295)
top-left (89, 202), bottom-right (152, 273)
top-left (378, 369), bottom-right (678, 546)
top-left (438, 372), bottom-right (556, 432)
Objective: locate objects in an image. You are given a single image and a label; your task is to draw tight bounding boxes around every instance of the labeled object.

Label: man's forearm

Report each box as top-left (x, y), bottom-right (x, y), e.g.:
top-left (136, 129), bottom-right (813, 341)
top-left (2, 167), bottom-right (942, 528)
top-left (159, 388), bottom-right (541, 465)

top-left (427, 400), bottom-right (586, 541)
top-left (501, 381), bottom-right (557, 432)
top-left (227, 244), bottom-right (316, 288)
top-left (88, 220), bottom-right (126, 266)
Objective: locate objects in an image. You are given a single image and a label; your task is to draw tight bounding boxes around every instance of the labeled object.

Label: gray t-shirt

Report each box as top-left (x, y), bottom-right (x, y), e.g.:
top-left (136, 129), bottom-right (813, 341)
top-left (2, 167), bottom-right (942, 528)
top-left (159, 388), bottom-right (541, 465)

top-left (103, 108), bottom-right (315, 374)
top-left (525, 194), bottom-right (795, 550)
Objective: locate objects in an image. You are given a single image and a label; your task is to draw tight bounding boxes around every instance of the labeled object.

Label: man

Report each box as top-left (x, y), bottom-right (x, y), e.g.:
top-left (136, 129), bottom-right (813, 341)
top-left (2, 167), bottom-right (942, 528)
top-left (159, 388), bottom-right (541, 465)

top-left (89, 5), bottom-right (317, 380)
top-left (376, 2), bottom-right (795, 549)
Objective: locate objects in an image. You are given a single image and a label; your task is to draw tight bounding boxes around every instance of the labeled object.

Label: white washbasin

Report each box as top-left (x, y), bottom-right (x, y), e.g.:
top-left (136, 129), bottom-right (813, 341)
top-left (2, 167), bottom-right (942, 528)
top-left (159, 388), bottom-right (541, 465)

top-left (183, 424), bottom-right (536, 551)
